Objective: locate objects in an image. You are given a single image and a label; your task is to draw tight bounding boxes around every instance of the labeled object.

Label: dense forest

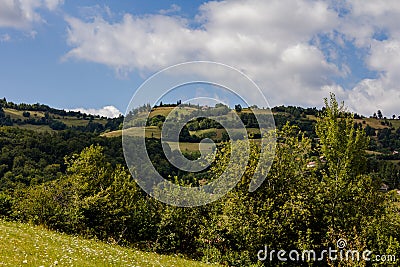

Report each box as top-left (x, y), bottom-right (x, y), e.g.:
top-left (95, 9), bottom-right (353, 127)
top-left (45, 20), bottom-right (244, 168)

top-left (1, 95), bottom-right (400, 266)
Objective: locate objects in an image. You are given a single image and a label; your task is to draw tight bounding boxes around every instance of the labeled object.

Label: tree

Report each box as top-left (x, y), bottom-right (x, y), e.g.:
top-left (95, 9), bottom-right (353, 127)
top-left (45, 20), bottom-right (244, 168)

top-left (234, 104), bottom-right (242, 112)
top-left (315, 94), bottom-right (399, 266)
top-left (364, 124), bottom-right (376, 136)
top-left (377, 109), bottom-right (383, 119)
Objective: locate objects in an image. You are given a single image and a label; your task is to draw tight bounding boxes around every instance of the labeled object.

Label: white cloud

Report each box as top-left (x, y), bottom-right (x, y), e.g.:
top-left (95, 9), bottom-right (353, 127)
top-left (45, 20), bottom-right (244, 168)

top-left (0, 33), bottom-right (11, 42)
top-left (0, 0), bottom-right (63, 29)
top-left (330, 0), bottom-right (400, 116)
top-left (78, 5), bottom-right (114, 20)
top-left (159, 4), bottom-right (181, 15)
top-left (70, 106), bottom-right (122, 118)
top-left (45, 0), bottom-right (63, 11)
top-left (346, 78), bottom-right (400, 117)
top-left (64, 0), bottom-right (340, 108)
top-left (63, 0), bottom-right (400, 115)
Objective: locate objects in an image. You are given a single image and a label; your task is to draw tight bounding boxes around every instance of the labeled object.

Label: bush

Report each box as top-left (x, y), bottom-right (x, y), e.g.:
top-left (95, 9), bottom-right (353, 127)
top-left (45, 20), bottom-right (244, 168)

top-left (0, 192), bottom-right (13, 218)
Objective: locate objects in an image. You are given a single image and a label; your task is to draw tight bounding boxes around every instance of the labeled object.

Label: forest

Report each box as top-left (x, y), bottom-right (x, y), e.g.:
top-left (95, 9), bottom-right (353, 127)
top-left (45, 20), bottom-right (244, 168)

top-left (0, 94), bottom-right (400, 266)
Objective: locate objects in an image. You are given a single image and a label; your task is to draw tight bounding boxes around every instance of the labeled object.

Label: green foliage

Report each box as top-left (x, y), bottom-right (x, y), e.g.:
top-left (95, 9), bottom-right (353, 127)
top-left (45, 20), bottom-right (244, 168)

top-left (315, 94), bottom-right (399, 266)
top-left (48, 119), bottom-right (67, 130)
top-left (316, 94), bottom-right (369, 178)
top-left (0, 127), bottom-right (123, 191)
top-left (0, 192), bottom-right (13, 218)
top-left (3, 95), bottom-right (400, 266)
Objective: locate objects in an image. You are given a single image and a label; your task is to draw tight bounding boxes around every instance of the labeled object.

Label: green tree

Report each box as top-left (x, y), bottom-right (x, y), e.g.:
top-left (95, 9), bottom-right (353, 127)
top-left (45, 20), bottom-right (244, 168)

top-left (234, 104), bottom-right (242, 112)
top-left (377, 110), bottom-right (383, 120)
top-left (315, 94), bottom-right (399, 266)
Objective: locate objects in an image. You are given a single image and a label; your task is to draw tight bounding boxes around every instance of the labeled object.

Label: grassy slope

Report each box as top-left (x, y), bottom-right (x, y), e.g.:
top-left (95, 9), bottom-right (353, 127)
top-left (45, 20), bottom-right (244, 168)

top-left (3, 108), bottom-right (108, 129)
top-left (0, 220), bottom-right (217, 267)
top-left (97, 105), bottom-right (400, 155)
top-left (106, 106), bottom-right (400, 153)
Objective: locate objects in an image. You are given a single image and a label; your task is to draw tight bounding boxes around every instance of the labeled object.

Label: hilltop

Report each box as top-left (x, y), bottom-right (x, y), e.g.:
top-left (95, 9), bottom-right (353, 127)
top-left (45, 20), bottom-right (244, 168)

top-left (107, 103), bottom-right (400, 154)
top-left (0, 98), bottom-right (123, 133)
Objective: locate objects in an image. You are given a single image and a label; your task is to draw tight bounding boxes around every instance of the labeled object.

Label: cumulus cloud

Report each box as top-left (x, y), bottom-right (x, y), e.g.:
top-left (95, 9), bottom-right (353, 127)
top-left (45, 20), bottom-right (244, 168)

top-left (63, 0), bottom-right (400, 116)
top-left (332, 0), bottom-right (400, 116)
top-left (64, 0), bottom-right (340, 108)
top-left (0, 0), bottom-right (63, 29)
top-left (70, 106), bottom-right (122, 118)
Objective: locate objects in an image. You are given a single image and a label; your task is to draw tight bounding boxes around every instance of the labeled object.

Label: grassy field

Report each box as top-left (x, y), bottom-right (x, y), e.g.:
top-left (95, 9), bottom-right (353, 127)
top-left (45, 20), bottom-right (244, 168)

top-left (105, 126), bottom-right (162, 139)
top-left (0, 219), bottom-right (218, 267)
top-left (4, 108), bottom-right (108, 128)
top-left (4, 108), bottom-right (45, 120)
top-left (166, 141), bottom-right (215, 154)
top-left (353, 117), bottom-right (400, 130)
top-left (14, 124), bottom-right (54, 132)
top-left (102, 128), bottom-right (215, 154)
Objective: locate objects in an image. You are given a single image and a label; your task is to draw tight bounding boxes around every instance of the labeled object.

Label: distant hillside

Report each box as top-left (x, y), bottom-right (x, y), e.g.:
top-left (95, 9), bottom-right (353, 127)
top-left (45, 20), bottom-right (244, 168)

top-left (109, 103), bottom-right (400, 189)
top-left (1, 98), bottom-right (400, 188)
top-left (108, 103), bottom-right (400, 153)
top-left (0, 98), bottom-right (123, 133)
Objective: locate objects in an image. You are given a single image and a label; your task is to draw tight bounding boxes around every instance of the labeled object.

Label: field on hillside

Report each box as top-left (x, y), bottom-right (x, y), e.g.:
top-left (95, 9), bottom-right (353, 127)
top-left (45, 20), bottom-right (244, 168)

top-left (3, 108), bottom-right (108, 128)
top-left (166, 141), bottom-right (215, 153)
top-left (355, 117), bottom-right (400, 130)
top-left (0, 220), bottom-right (219, 267)
top-left (4, 108), bottom-right (45, 120)
top-left (14, 124), bottom-right (54, 132)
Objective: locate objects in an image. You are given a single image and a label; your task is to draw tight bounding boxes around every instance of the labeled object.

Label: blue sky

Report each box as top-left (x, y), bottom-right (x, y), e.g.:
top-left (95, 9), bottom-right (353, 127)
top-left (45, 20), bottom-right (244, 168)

top-left (1, 0), bottom-right (400, 117)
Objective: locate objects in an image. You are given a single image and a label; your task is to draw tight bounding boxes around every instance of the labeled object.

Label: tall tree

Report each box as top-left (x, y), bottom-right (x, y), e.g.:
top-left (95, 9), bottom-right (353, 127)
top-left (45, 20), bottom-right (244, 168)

top-left (315, 94), bottom-right (398, 266)
top-left (377, 110), bottom-right (383, 119)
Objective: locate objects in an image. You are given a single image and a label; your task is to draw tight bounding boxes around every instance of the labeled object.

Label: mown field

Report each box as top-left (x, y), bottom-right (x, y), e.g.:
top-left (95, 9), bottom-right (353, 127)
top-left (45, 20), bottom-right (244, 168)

top-left (0, 220), bottom-right (219, 267)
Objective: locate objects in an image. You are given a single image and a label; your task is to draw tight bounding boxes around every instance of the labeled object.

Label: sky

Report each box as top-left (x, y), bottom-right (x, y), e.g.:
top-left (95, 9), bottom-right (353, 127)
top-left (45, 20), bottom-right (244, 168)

top-left (0, 0), bottom-right (400, 118)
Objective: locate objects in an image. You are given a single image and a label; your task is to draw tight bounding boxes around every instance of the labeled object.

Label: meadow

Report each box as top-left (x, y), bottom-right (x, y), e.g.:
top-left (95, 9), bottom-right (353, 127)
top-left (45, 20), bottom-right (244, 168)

top-left (0, 220), bottom-right (219, 267)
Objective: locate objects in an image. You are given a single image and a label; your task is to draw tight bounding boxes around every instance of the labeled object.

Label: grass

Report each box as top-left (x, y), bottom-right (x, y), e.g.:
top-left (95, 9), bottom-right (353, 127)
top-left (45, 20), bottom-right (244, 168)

top-left (356, 118), bottom-right (385, 129)
top-left (110, 126), bottom-right (161, 139)
top-left (58, 118), bottom-right (96, 127)
top-left (366, 150), bottom-right (383, 155)
top-left (166, 142), bottom-right (215, 154)
top-left (4, 108), bottom-right (45, 121)
top-left (148, 107), bottom-right (174, 117)
top-left (389, 119), bottom-right (400, 129)
top-left (14, 124), bottom-right (54, 133)
top-left (102, 130), bottom-right (123, 138)
top-left (0, 219), bottom-right (218, 267)
top-left (103, 128), bottom-right (215, 153)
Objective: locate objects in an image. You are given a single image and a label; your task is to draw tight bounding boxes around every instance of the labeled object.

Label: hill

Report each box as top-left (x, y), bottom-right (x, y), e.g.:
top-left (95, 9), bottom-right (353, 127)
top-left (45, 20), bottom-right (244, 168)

top-left (0, 219), bottom-right (218, 267)
top-left (115, 104), bottom-right (400, 189)
top-left (108, 103), bottom-right (400, 153)
top-left (0, 98), bottom-right (123, 133)
top-left (1, 96), bottom-right (400, 266)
